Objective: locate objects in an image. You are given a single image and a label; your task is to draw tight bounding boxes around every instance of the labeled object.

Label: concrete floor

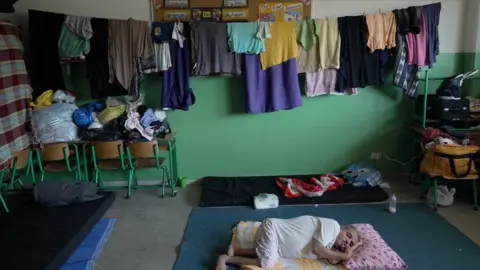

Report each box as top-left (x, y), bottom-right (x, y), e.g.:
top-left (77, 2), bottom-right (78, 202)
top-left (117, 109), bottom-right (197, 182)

top-left (95, 177), bottom-right (480, 270)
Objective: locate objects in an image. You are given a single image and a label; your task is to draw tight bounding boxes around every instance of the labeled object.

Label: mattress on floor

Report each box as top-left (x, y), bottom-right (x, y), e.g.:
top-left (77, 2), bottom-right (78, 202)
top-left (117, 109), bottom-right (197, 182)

top-left (200, 175), bottom-right (389, 207)
top-left (0, 191), bottom-right (115, 270)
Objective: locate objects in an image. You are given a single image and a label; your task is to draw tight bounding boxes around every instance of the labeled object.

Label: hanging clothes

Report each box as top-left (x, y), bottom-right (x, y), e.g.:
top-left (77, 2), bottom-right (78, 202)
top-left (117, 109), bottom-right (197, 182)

top-left (297, 18), bottom-right (341, 73)
top-left (306, 70), bottom-right (357, 97)
top-left (108, 18), bottom-right (153, 98)
top-left (317, 18), bottom-right (341, 70)
top-left (28, 10), bottom-right (66, 97)
top-left (394, 6), bottom-right (422, 35)
top-left (297, 41), bottom-right (320, 73)
top-left (257, 22), bottom-right (271, 40)
top-left (0, 22), bottom-right (35, 170)
top-left (64, 15), bottom-right (93, 40)
top-left (393, 31), bottom-right (422, 98)
top-left (366, 12), bottom-right (396, 53)
top-left (86, 18), bottom-right (127, 99)
top-left (58, 25), bottom-right (91, 59)
top-left (260, 22), bottom-right (298, 70)
top-left (244, 54), bottom-right (302, 114)
top-left (337, 16), bottom-right (389, 92)
top-left (162, 23), bottom-right (195, 110)
top-left (296, 19), bottom-right (319, 73)
top-left (406, 10), bottom-right (427, 66)
top-left (152, 22), bottom-right (174, 71)
top-left (296, 19), bottom-right (317, 50)
top-left (227, 22), bottom-right (265, 54)
top-left (422, 3), bottom-right (442, 67)
top-left (191, 22), bottom-right (241, 76)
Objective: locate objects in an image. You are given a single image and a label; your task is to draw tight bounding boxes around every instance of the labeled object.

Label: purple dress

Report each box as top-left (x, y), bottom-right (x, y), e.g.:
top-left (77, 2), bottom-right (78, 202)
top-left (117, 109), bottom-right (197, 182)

top-left (244, 54), bottom-right (302, 114)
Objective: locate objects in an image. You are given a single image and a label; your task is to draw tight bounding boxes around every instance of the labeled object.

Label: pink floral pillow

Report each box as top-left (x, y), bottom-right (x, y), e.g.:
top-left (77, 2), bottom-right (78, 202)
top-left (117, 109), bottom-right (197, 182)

top-left (343, 224), bottom-right (407, 270)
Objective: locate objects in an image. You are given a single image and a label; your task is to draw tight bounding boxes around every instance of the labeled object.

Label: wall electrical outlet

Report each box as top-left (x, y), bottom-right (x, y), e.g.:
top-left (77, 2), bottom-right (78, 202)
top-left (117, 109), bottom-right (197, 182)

top-left (370, 152), bottom-right (381, 160)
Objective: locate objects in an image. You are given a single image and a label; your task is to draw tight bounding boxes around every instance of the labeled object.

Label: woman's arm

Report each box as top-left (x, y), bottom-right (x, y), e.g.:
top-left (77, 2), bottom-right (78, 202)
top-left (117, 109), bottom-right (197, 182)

top-left (312, 241), bottom-right (349, 261)
top-left (312, 239), bottom-right (362, 262)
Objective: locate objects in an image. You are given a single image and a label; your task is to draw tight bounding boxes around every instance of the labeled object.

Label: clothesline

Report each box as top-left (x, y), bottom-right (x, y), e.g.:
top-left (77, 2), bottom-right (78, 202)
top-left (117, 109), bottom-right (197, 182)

top-left (26, 3), bottom-right (441, 116)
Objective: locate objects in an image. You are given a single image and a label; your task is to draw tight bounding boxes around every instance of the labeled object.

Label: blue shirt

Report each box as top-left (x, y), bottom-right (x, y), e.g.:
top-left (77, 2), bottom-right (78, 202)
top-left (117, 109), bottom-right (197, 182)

top-left (227, 22), bottom-right (265, 54)
top-left (152, 22), bottom-right (174, 44)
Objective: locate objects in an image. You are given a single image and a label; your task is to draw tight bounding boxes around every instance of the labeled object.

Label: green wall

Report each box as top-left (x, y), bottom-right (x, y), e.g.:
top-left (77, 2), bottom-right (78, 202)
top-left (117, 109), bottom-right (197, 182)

top-left (67, 53), bottom-right (475, 179)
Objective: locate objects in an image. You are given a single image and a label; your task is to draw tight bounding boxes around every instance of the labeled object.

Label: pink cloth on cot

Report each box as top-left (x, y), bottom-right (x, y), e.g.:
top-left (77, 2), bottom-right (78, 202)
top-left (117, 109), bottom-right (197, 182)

top-left (406, 10), bottom-right (427, 66)
top-left (306, 69), bottom-right (358, 97)
top-left (254, 220), bottom-right (280, 268)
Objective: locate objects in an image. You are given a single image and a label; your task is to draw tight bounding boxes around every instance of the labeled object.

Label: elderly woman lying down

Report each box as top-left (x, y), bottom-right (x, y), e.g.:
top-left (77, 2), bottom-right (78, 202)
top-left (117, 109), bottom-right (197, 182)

top-left (216, 216), bottom-right (362, 270)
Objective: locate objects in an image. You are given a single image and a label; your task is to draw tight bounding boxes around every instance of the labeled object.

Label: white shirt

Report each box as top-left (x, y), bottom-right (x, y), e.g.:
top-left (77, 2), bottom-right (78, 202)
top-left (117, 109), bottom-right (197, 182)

top-left (270, 216), bottom-right (340, 259)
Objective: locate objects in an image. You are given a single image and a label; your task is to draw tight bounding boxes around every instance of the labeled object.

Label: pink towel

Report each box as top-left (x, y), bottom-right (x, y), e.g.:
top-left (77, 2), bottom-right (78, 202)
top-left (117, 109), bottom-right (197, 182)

top-left (306, 69), bottom-right (358, 97)
top-left (406, 10), bottom-right (427, 66)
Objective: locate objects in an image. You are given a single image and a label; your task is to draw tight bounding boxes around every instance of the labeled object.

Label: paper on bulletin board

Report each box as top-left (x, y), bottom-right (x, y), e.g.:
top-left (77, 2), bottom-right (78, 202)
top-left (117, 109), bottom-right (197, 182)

top-left (258, 3), bottom-right (282, 21)
top-left (258, 2), bottom-right (303, 22)
top-left (164, 0), bottom-right (189, 8)
top-left (163, 9), bottom-right (191, 21)
top-left (223, 8), bottom-right (249, 21)
top-left (283, 2), bottom-right (303, 21)
top-left (223, 0), bottom-right (248, 7)
top-left (191, 8), bottom-right (222, 22)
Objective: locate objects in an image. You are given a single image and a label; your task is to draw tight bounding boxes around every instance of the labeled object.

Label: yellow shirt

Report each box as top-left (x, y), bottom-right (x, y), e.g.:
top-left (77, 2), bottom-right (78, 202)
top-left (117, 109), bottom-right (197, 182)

top-left (260, 22), bottom-right (298, 70)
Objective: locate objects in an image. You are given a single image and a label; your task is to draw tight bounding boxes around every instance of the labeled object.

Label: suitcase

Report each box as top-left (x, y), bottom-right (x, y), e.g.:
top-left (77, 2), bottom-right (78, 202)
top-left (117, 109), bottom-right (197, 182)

top-left (430, 97), bottom-right (470, 121)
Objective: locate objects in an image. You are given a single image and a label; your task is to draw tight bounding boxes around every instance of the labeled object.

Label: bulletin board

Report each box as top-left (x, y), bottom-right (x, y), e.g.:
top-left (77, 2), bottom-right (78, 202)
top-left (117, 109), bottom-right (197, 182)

top-left (153, 0), bottom-right (312, 22)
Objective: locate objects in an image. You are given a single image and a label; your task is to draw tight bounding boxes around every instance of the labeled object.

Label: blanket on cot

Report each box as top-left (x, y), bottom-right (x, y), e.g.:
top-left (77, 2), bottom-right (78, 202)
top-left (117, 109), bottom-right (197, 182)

top-left (0, 22), bottom-right (34, 170)
top-left (232, 221), bottom-right (345, 270)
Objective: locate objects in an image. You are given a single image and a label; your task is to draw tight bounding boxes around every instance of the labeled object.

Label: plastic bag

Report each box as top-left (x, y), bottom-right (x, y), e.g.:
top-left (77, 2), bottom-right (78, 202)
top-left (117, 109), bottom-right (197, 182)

top-left (426, 185), bottom-right (456, 207)
top-left (32, 103), bottom-right (80, 143)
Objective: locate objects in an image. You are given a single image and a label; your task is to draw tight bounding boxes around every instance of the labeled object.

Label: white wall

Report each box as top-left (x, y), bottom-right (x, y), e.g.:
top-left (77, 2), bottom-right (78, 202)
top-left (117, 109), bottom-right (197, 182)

top-left (2, 0), bottom-right (478, 53)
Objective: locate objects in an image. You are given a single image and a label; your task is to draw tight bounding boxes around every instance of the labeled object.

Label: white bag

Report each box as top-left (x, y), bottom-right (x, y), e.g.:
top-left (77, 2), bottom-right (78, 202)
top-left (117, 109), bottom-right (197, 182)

top-left (426, 185), bottom-right (456, 207)
top-left (254, 193), bottom-right (278, 209)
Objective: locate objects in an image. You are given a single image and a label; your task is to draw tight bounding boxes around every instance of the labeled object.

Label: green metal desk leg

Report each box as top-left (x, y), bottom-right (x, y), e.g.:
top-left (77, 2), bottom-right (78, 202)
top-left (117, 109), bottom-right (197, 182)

top-left (0, 192), bottom-right (8, 213)
top-left (27, 151), bottom-right (35, 184)
top-left (172, 137), bottom-right (178, 184)
top-left (473, 179), bottom-right (478, 211)
top-left (167, 141), bottom-right (177, 196)
top-left (83, 144), bottom-right (89, 181)
top-left (433, 178), bottom-right (438, 211)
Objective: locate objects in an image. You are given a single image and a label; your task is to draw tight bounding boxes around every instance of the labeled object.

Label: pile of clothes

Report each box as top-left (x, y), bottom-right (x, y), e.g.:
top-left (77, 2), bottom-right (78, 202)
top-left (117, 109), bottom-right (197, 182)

top-left (76, 96), bottom-right (171, 142)
top-left (421, 127), bottom-right (473, 149)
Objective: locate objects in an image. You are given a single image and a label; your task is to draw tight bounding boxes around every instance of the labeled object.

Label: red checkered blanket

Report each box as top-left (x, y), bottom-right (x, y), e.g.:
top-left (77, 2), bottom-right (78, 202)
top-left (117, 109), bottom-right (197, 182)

top-left (0, 22), bottom-right (34, 170)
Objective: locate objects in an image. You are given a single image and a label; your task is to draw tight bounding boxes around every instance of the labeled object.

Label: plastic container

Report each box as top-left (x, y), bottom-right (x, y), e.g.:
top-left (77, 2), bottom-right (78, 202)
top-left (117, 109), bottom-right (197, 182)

top-left (389, 194), bottom-right (397, 213)
top-left (179, 177), bottom-right (188, 188)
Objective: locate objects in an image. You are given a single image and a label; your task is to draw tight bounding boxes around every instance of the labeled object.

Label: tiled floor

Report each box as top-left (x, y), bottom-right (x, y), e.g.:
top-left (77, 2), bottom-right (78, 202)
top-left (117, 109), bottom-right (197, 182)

top-left (96, 177), bottom-right (480, 270)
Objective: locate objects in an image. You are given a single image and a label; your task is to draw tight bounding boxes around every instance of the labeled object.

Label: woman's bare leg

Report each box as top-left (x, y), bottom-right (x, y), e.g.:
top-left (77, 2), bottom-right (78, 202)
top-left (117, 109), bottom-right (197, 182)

top-left (215, 254), bottom-right (261, 270)
top-left (228, 245), bottom-right (257, 257)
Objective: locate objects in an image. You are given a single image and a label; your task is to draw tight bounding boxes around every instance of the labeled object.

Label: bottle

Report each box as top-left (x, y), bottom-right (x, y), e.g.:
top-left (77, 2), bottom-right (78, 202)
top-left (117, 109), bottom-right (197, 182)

top-left (389, 194), bottom-right (397, 213)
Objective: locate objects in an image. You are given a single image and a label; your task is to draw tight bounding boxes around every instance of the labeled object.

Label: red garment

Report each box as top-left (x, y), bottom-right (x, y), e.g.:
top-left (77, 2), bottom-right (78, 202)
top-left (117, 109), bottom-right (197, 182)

top-left (276, 175), bottom-right (345, 198)
top-left (421, 127), bottom-right (457, 143)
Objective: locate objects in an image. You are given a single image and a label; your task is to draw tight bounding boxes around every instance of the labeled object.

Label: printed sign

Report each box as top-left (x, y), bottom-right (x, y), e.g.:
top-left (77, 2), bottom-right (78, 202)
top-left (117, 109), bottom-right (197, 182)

top-left (258, 3), bottom-right (282, 22)
top-left (283, 2), bottom-right (303, 21)
top-left (191, 8), bottom-right (222, 22)
top-left (163, 9), bottom-right (191, 21)
top-left (164, 0), bottom-right (189, 8)
top-left (258, 2), bottom-right (303, 22)
top-left (223, 0), bottom-right (248, 7)
top-left (222, 8), bottom-right (249, 21)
